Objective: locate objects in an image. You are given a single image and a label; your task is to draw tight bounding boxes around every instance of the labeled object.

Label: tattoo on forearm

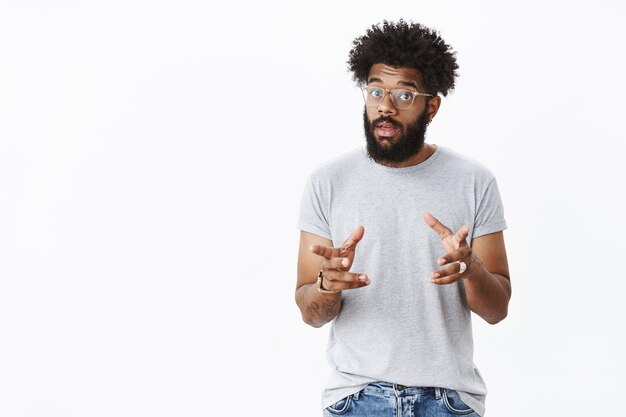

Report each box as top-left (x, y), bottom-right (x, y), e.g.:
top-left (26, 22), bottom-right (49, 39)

top-left (321, 298), bottom-right (338, 320)
top-left (306, 298), bottom-right (338, 322)
top-left (307, 301), bottom-right (320, 317)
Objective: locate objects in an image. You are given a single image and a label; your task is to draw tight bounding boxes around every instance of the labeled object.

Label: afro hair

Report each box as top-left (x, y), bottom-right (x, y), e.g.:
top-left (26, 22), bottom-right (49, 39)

top-left (348, 19), bottom-right (459, 97)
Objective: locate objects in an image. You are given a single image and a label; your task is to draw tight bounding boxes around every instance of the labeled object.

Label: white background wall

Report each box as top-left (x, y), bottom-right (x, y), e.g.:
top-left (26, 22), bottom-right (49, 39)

top-left (1, 1), bottom-right (625, 416)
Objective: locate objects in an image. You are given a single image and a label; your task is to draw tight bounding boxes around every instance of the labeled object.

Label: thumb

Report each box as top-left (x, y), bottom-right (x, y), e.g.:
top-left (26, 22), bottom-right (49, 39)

top-left (455, 225), bottom-right (470, 245)
top-left (342, 225), bottom-right (365, 251)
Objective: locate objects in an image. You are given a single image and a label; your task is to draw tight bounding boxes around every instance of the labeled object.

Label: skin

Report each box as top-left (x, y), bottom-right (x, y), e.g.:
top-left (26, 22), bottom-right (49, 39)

top-left (296, 227), bottom-right (367, 328)
top-left (423, 212), bottom-right (511, 324)
top-left (365, 63), bottom-right (441, 167)
top-left (295, 63), bottom-right (511, 327)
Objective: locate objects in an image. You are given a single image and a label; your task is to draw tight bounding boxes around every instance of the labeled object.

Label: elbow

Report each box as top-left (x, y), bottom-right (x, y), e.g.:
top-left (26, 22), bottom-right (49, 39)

top-left (295, 296), bottom-right (324, 328)
top-left (485, 309), bottom-right (508, 325)
top-left (300, 309), bottom-right (326, 328)
top-left (294, 285), bottom-right (336, 328)
top-left (297, 304), bottom-right (328, 328)
top-left (303, 316), bottom-right (324, 328)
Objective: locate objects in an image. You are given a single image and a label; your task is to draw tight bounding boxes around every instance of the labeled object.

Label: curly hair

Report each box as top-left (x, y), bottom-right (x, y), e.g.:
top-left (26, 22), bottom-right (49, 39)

top-left (348, 20), bottom-right (459, 97)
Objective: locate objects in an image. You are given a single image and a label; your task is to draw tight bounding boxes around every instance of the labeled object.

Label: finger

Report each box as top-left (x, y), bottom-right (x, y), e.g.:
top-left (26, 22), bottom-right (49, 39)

top-left (431, 261), bottom-right (466, 285)
top-left (326, 278), bottom-right (371, 291)
top-left (341, 225), bottom-right (365, 251)
top-left (309, 244), bottom-right (341, 259)
top-left (437, 246), bottom-right (472, 266)
top-left (422, 212), bottom-right (452, 238)
top-left (430, 273), bottom-right (462, 285)
top-left (325, 257), bottom-right (351, 270)
top-left (323, 269), bottom-right (370, 291)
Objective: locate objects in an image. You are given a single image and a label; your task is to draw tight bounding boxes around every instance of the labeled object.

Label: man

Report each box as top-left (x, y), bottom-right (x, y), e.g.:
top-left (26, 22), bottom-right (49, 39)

top-left (295, 20), bottom-right (510, 417)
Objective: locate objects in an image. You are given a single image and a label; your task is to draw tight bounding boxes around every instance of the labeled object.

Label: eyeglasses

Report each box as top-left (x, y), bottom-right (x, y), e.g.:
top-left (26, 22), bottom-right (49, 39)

top-left (361, 86), bottom-right (433, 110)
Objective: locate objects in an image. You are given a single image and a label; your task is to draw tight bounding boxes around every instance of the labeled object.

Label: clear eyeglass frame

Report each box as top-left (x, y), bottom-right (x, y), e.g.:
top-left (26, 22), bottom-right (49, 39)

top-left (361, 86), bottom-right (433, 110)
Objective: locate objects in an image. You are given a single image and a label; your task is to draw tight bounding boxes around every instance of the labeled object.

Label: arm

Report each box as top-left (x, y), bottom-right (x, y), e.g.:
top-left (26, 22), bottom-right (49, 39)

top-left (463, 232), bottom-right (511, 324)
top-left (295, 231), bottom-right (342, 328)
top-left (424, 212), bottom-right (511, 325)
top-left (295, 228), bottom-right (370, 328)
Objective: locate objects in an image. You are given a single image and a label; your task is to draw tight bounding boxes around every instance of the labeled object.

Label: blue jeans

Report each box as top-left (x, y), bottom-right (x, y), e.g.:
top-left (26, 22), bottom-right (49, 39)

top-left (323, 382), bottom-right (480, 417)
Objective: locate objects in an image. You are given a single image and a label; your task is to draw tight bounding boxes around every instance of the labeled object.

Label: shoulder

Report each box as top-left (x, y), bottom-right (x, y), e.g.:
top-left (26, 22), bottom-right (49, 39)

top-left (307, 146), bottom-right (366, 182)
top-left (436, 146), bottom-right (497, 182)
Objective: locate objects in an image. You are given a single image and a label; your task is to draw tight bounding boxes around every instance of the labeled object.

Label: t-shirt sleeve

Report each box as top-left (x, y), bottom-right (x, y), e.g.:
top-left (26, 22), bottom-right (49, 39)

top-left (473, 177), bottom-right (507, 238)
top-left (297, 173), bottom-right (332, 240)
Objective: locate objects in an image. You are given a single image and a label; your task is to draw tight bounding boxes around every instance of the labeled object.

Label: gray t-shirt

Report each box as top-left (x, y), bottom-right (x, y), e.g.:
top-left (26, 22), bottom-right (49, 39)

top-left (297, 145), bottom-right (507, 416)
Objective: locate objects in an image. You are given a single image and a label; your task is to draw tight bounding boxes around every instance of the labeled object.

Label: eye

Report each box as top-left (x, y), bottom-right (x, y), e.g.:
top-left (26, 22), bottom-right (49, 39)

top-left (395, 90), bottom-right (415, 102)
top-left (368, 87), bottom-right (383, 98)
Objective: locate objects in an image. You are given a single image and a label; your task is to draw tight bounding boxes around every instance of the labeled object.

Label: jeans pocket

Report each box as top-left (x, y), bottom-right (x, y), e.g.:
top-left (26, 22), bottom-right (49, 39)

top-left (442, 389), bottom-right (476, 415)
top-left (325, 394), bottom-right (353, 415)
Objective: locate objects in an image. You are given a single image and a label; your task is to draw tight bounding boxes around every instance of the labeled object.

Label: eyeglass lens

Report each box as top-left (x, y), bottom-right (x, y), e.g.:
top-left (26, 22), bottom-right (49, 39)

top-left (363, 87), bottom-right (416, 109)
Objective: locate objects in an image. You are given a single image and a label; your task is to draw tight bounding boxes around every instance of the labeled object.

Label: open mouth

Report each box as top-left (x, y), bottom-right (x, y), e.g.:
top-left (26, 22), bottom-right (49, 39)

top-left (375, 121), bottom-right (400, 138)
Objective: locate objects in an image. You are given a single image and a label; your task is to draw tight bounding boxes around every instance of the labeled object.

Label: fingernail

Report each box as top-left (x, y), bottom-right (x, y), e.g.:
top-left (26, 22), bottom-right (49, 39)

top-left (359, 274), bottom-right (367, 280)
top-left (432, 273), bottom-right (440, 279)
top-left (342, 258), bottom-right (349, 267)
top-left (437, 258), bottom-right (446, 265)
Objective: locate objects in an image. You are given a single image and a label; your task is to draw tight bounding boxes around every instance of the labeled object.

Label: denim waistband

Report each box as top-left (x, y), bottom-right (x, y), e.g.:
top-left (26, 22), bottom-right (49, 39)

top-left (361, 382), bottom-right (442, 399)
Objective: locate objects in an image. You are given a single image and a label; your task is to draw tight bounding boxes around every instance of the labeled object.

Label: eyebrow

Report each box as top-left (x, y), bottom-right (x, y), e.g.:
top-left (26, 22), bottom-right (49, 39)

top-left (367, 77), bottom-right (419, 90)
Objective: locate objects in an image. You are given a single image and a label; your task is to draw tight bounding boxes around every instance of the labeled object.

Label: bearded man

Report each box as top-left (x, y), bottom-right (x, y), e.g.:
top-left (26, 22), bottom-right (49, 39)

top-left (296, 20), bottom-right (511, 417)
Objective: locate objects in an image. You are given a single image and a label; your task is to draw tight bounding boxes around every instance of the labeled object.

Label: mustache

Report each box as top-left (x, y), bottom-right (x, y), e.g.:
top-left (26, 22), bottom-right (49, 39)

top-left (371, 116), bottom-right (401, 128)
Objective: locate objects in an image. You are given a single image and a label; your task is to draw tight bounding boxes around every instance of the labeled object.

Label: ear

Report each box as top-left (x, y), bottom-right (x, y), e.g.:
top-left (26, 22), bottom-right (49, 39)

top-left (427, 96), bottom-right (442, 121)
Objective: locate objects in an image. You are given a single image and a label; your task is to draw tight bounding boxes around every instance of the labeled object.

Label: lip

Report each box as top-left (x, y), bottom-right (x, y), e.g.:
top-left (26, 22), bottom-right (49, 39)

top-left (375, 123), bottom-right (399, 138)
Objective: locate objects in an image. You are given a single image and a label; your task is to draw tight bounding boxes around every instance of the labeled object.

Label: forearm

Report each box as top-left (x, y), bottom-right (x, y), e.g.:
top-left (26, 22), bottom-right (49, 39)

top-left (295, 283), bottom-right (342, 328)
top-left (464, 257), bottom-right (511, 324)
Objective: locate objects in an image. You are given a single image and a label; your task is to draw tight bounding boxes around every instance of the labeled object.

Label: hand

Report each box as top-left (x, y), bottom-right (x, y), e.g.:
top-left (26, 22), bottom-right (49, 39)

top-left (423, 212), bottom-right (476, 285)
top-left (309, 226), bottom-right (370, 292)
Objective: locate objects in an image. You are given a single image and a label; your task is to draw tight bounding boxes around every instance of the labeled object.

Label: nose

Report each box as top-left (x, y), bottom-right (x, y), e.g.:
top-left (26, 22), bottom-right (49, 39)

top-left (377, 91), bottom-right (397, 116)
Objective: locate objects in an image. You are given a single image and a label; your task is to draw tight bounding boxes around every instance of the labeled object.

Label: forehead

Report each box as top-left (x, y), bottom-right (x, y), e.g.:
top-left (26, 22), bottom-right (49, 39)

top-left (367, 63), bottom-right (422, 87)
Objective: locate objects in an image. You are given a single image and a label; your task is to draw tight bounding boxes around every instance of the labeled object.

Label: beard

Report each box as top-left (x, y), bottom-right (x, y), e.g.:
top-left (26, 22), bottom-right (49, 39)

top-left (363, 107), bottom-right (430, 166)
